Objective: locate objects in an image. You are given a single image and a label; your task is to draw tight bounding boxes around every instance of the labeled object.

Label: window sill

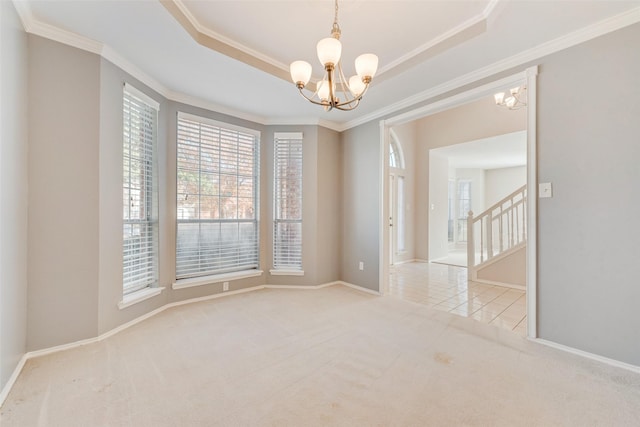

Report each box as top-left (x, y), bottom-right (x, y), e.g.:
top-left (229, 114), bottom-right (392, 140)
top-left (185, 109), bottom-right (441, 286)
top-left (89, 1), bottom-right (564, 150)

top-left (269, 269), bottom-right (305, 276)
top-left (172, 269), bottom-right (264, 290)
top-left (118, 286), bottom-right (165, 310)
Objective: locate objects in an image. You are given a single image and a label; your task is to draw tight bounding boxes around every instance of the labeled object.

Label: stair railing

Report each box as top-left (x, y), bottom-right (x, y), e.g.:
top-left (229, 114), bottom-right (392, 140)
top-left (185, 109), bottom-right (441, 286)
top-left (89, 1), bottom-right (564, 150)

top-left (467, 185), bottom-right (527, 278)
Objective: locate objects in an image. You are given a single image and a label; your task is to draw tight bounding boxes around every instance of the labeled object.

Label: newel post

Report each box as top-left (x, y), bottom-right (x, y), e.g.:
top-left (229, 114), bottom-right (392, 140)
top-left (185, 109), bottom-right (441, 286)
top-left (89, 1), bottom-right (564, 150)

top-left (467, 210), bottom-right (474, 281)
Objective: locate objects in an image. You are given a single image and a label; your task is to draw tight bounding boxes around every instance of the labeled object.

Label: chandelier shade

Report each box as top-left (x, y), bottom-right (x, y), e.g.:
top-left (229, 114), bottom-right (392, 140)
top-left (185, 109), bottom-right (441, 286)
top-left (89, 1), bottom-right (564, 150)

top-left (317, 37), bottom-right (342, 67)
top-left (355, 54), bottom-right (378, 81)
top-left (289, 0), bottom-right (378, 111)
top-left (290, 60), bottom-right (313, 87)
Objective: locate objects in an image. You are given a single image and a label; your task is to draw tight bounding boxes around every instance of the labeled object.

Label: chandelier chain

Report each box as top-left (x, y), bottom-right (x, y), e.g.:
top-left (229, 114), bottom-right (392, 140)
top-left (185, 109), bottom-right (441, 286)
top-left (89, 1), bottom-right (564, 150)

top-left (331, 0), bottom-right (341, 38)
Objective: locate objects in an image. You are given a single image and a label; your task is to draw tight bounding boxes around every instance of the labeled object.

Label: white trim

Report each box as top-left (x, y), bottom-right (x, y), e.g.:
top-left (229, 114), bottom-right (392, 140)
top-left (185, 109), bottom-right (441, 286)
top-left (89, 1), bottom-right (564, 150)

top-left (269, 269), bottom-right (305, 276)
top-left (15, 7), bottom-right (103, 55)
top-left (12, 0), bottom-right (640, 132)
top-left (473, 242), bottom-right (526, 270)
top-left (340, 7), bottom-right (640, 131)
top-left (375, 0), bottom-right (498, 77)
top-left (273, 132), bottom-right (303, 140)
top-left (118, 286), bottom-right (165, 310)
top-left (171, 0), bottom-right (290, 74)
top-left (265, 117), bottom-right (342, 132)
top-left (172, 285), bottom-right (266, 306)
top-left (533, 339), bottom-right (640, 375)
top-left (338, 281), bottom-right (382, 296)
top-left (391, 258), bottom-right (416, 266)
top-left (382, 72), bottom-right (527, 127)
top-left (123, 82), bottom-right (160, 111)
top-left (172, 269), bottom-right (264, 290)
top-left (525, 66), bottom-right (538, 339)
top-left (379, 121), bottom-right (390, 295)
top-left (0, 355), bottom-right (27, 408)
top-left (265, 282), bottom-right (337, 290)
top-left (177, 111), bottom-right (261, 138)
top-left (472, 279), bottom-right (526, 291)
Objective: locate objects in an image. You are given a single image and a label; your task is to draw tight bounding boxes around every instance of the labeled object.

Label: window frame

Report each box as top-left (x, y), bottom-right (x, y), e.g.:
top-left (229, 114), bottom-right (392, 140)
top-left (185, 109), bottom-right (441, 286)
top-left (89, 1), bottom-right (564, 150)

top-left (122, 83), bottom-right (160, 297)
top-left (175, 112), bottom-right (261, 282)
top-left (271, 132), bottom-right (304, 275)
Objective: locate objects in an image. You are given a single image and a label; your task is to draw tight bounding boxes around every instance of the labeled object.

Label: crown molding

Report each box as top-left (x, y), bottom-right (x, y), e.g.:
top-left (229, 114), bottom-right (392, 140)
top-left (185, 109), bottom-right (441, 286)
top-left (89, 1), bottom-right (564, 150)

top-left (263, 117), bottom-right (343, 132)
top-left (10, 1), bottom-right (640, 132)
top-left (376, 0), bottom-right (499, 77)
top-left (164, 0), bottom-right (500, 84)
top-left (340, 5), bottom-right (640, 131)
top-left (169, 0), bottom-right (290, 75)
top-left (12, 1), bottom-right (102, 55)
top-left (160, 0), bottom-right (291, 83)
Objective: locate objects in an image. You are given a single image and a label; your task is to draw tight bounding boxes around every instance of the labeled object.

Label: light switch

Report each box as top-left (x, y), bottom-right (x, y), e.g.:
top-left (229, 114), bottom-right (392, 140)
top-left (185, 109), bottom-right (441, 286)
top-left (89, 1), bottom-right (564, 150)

top-left (539, 182), bottom-right (553, 198)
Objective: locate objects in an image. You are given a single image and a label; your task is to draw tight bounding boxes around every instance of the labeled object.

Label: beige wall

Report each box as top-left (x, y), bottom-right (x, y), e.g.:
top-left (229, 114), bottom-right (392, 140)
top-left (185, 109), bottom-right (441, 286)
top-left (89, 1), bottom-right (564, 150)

top-left (316, 126), bottom-right (342, 284)
top-left (0, 0), bottom-right (29, 390)
top-left (485, 166), bottom-right (526, 208)
top-left (476, 246), bottom-right (526, 287)
top-left (341, 121), bottom-right (380, 291)
top-left (536, 22), bottom-right (640, 365)
top-left (27, 36), bottom-right (101, 350)
top-left (428, 153), bottom-right (448, 260)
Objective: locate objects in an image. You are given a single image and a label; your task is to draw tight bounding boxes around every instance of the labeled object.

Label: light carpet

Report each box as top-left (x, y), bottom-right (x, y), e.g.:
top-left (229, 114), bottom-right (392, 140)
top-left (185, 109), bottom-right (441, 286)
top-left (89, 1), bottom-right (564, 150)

top-left (2, 285), bottom-right (640, 426)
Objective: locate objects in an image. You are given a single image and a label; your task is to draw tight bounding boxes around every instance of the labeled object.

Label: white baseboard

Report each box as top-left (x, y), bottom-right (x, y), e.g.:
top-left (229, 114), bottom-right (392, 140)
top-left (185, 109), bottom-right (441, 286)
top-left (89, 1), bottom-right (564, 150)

top-left (472, 278), bottom-right (526, 290)
top-left (0, 354), bottom-right (28, 408)
top-left (264, 281), bottom-right (338, 290)
top-left (533, 338), bottom-right (640, 374)
top-left (337, 281), bottom-right (381, 296)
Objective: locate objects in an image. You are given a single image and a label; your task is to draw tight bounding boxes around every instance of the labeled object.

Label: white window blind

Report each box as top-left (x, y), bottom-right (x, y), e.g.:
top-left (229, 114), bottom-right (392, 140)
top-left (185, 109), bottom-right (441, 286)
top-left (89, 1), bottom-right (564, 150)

top-left (176, 113), bottom-right (260, 279)
top-left (123, 84), bottom-right (159, 295)
top-left (273, 133), bottom-right (303, 270)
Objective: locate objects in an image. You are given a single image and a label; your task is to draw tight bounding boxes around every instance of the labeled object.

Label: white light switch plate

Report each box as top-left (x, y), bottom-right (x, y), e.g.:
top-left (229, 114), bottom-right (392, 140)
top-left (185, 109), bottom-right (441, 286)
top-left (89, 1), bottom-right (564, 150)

top-left (539, 182), bottom-right (553, 198)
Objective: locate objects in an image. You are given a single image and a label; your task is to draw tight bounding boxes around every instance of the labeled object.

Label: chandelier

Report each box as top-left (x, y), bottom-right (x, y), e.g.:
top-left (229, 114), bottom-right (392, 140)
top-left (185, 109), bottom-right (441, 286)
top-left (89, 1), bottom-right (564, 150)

top-left (494, 86), bottom-right (527, 110)
top-left (289, 0), bottom-right (378, 111)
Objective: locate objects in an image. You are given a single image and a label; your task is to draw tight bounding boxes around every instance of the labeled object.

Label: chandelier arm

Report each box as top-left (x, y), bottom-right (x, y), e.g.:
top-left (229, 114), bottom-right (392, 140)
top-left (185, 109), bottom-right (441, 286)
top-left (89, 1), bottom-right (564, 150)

top-left (327, 65), bottom-right (336, 108)
top-left (333, 98), bottom-right (361, 111)
top-left (296, 87), bottom-right (331, 108)
top-left (336, 62), bottom-right (356, 104)
top-left (333, 82), bottom-right (370, 109)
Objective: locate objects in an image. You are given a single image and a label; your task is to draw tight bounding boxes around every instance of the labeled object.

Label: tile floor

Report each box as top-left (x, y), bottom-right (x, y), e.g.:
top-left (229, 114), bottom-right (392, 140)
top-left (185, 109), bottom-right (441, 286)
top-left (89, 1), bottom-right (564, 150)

top-left (389, 261), bottom-right (527, 336)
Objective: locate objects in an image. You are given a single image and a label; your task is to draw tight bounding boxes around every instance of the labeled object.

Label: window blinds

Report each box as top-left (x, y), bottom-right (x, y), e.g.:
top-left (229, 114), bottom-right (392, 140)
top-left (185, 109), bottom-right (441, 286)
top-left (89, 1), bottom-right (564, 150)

top-left (176, 113), bottom-right (260, 279)
top-left (123, 85), bottom-right (159, 295)
top-left (273, 133), bottom-right (303, 270)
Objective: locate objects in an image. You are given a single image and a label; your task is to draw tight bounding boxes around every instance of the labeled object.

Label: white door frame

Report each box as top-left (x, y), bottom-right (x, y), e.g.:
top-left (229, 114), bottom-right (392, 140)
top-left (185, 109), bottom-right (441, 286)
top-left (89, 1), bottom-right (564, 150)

top-left (378, 66), bottom-right (539, 338)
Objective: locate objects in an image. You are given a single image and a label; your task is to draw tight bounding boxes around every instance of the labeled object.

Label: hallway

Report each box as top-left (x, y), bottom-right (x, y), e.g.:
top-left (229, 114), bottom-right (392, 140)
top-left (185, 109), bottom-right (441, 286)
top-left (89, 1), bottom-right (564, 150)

top-left (389, 262), bottom-right (527, 336)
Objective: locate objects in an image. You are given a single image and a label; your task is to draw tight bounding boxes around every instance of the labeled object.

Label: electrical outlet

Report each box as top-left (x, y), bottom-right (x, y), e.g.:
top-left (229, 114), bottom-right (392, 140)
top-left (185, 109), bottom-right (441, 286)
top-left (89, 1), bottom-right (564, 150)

top-left (223, 282), bottom-right (229, 292)
top-left (359, 261), bottom-right (364, 271)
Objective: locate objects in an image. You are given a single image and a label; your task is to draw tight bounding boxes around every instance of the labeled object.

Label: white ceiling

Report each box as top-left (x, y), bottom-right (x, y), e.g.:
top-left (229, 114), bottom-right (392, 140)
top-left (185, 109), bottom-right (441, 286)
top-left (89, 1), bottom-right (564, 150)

top-left (431, 131), bottom-right (527, 170)
top-left (16, 0), bottom-right (640, 129)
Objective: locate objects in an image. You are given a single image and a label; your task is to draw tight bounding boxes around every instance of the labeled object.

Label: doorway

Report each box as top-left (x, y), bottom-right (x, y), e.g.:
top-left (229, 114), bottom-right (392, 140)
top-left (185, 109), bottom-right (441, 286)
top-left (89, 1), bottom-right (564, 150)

top-left (379, 67), bottom-right (538, 338)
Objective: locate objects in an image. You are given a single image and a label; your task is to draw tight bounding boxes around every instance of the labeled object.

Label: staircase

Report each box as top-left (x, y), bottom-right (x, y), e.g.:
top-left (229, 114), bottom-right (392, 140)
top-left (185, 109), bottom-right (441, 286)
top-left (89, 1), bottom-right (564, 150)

top-left (466, 185), bottom-right (527, 288)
